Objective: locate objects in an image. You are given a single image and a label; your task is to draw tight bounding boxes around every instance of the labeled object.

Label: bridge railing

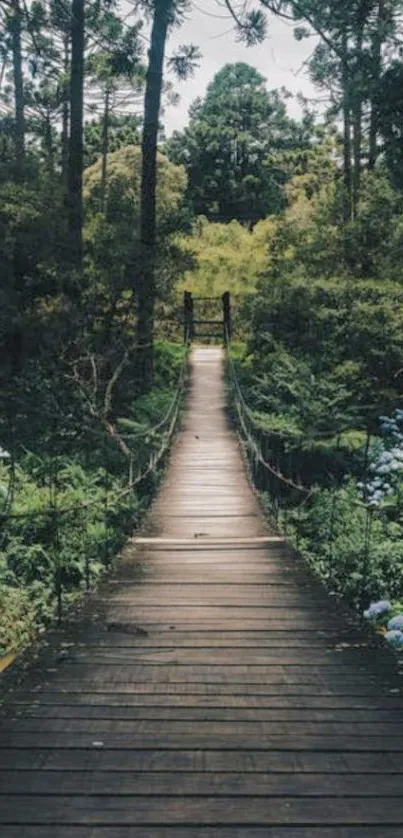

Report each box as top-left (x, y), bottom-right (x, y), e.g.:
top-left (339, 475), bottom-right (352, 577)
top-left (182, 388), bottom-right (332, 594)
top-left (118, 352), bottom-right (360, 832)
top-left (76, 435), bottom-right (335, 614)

top-left (0, 343), bottom-right (189, 629)
top-left (225, 329), bottom-right (394, 607)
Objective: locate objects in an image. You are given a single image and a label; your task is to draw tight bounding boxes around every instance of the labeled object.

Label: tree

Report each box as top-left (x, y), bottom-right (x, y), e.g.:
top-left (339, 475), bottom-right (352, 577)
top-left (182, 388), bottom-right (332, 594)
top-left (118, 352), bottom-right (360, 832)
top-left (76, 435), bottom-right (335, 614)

top-left (167, 63), bottom-right (309, 224)
top-left (136, 0), bottom-right (198, 390)
top-left (225, 0), bottom-right (403, 217)
top-left (84, 144), bottom-right (188, 348)
top-left (86, 24), bottom-right (144, 213)
top-left (84, 113), bottom-right (141, 167)
top-left (136, 0), bottom-right (174, 389)
top-left (68, 0), bottom-right (85, 274)
top-left (10, 0), bottom-right (24, 168)
top-left (377, 61), bottom-right (403, 188)
top-left (0, 0), bottom-right (25, 170)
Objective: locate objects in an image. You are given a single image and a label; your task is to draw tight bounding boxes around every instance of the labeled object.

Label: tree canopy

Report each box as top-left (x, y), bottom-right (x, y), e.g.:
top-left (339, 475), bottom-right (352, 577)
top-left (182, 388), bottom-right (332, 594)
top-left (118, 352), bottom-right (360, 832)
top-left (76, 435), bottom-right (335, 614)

top-left (167, 62), bottom-right (313, 224)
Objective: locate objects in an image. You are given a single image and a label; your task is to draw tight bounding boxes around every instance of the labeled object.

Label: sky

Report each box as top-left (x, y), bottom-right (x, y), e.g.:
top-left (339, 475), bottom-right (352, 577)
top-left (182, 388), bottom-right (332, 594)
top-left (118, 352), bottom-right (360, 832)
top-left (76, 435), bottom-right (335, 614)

top-left (163, 1), bottom-right (320, 136)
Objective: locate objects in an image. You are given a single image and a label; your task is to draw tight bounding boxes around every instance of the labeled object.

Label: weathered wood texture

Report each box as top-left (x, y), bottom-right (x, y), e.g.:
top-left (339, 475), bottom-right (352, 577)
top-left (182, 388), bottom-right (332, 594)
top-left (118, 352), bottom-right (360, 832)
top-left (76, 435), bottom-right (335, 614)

top-left (1, 346), bottom-right (403, 837)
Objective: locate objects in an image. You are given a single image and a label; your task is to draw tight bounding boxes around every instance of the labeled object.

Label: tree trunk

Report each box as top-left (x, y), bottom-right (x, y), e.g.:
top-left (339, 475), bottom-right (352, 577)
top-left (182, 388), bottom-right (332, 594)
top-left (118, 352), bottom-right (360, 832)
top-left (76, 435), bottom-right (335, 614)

top-left (137, 0), bottom-right (172, 391)
top-left (10, 0), bottom-right (25, 171)
top-left (68, 0), bottom-right (85, 273)
top-left (61, 34), bottom-right (70, 189)
top-left (341, 30), bottom-right (352, 223)
top-left (101, 86), bottom-right (110, 215)
top-left (44, 109), bottom-right (54, 174)
top-left (352, 27), bottom-right (364, 216)
top-left (368, 0), bottom-right (384, 170)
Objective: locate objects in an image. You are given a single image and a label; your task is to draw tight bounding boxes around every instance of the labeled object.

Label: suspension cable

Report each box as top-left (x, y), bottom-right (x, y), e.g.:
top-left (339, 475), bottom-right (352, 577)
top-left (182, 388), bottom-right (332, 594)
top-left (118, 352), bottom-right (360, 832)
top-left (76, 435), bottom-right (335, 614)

top-left (225, 327), bottom-right (318, 495)
top-left (0, 339), bottom-right (189, 523)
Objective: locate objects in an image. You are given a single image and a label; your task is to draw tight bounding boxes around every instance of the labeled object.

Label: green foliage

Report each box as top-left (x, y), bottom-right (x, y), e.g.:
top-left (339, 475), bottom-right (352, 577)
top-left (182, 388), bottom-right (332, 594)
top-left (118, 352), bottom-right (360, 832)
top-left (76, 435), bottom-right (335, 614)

top-left (0, 342), bottom-right (185, 656)
top-left (84, 115), bottom-right (141, 168)
top-left (378, 62), bottom-right (403, 190)
top-left (0, 586), bottom-right (38, 657)
top-left (292, 482), bottom-right (403, 604)
top-left (84, 145), bottom-right (189, 302)
top-left (231, 157), bottom-right (403, 609)
top-left (166, 62), bottom-right (313, 224)
top-left (176, 216), bottom-right (277, 297)
top-left (84, 145), bottom-right (187, 231)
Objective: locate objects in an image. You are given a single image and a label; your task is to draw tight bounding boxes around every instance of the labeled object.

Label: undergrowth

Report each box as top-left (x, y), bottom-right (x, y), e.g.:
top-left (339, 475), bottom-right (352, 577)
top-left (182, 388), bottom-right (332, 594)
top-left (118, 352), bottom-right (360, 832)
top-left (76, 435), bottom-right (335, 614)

top-left (0, 342), bottom-right (186, 656)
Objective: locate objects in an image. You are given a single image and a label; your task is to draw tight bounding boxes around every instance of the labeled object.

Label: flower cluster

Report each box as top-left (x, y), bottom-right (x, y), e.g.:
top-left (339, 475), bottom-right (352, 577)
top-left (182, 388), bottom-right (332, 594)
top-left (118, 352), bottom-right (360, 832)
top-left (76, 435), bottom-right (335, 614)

top-left (358, 411), bottom-right (403, 507)
top-left (364, 601), bottom-right (403, 647)
top-left (388, 615), bottom-right (403, 631)
top-left (384, 629), bottom-right (403, 648)
top-left (380, 410), bottom-right (403, 439)
top-left (363, 600), bottom-right (392, 620)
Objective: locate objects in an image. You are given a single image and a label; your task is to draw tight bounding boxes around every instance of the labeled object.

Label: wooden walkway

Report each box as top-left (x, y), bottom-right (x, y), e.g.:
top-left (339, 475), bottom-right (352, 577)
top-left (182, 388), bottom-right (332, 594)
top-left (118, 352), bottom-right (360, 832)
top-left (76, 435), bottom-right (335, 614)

top-left (1, 347), bottom-right (403, 836)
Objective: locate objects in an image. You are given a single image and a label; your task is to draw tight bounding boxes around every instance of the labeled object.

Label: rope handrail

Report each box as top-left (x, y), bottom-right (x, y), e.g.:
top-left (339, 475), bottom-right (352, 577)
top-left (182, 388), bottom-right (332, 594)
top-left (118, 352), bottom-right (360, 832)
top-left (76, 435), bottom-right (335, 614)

top-left (225, 331), bottom-right (316, 495)
top-left (118, 348), bottom-right (188, 441)
top-left (225, 339), bottom-right (401, 442)
top-left (234, 385), bottom-right (318, 495)
top-left (225, 330), bottom-right (384, 511)
top-left (0, 342), bottom-right (189, 524)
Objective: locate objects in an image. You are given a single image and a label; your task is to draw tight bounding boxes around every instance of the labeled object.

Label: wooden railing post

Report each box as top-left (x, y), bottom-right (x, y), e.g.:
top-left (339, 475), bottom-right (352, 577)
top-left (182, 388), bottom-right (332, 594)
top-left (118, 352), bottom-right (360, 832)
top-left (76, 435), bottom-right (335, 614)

top-left (183, 291), bottom-right (194, 343)
top-left (222, 291), bottom-right (231, 343)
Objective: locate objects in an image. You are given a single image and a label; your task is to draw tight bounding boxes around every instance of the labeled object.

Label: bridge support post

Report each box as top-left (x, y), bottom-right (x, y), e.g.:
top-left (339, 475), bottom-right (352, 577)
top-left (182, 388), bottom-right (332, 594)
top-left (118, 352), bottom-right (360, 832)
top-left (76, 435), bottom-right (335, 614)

top-left (184, 291), bottom-right (194, 343)
top-left (222, 291), bottom-right (231, 344)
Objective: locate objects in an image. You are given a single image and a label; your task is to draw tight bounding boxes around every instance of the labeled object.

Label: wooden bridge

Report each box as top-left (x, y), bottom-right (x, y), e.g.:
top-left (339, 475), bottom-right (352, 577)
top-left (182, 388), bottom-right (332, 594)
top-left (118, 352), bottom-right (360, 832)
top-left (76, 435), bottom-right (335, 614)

top-left (1, 347), bottom-right (403, 835)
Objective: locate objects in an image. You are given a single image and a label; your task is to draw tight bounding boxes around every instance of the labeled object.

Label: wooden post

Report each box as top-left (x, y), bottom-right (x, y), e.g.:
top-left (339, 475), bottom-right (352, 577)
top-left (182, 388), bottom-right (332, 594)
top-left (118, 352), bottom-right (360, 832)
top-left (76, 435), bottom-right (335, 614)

top-left (222, 291), bottom-right (231, 343)
top-left (184, 291), bottom-right (194, 343)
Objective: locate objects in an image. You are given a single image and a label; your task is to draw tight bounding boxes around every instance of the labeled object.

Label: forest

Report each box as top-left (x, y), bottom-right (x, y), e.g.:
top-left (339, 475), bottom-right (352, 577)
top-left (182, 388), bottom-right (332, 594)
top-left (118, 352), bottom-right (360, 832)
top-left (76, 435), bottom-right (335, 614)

top-left (1, 0), bottom-right (403, 654)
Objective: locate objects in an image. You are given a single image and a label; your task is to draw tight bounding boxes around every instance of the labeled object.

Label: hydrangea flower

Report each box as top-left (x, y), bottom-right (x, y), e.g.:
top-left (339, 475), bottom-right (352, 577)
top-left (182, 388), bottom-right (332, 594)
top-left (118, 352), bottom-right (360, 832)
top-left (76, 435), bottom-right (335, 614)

top-left (387, 615), bottom-right (403, 631)
top-left (363, 600), bottom-right (392, 619)
top-left (385, 630), bottom-right (403, 647)
top-left (358, 413), bottom-right (403, 506)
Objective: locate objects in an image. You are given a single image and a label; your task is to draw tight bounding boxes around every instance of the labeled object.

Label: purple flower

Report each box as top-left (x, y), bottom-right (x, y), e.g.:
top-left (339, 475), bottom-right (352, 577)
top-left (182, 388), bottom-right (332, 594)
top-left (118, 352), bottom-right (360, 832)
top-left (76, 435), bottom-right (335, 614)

top-left (363, 600), bottom-right (392, 619)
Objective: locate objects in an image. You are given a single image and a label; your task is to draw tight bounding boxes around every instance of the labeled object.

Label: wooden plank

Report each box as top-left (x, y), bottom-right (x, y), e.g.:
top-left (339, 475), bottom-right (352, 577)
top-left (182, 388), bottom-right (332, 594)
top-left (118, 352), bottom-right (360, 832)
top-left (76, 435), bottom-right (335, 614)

top-left (28, 683), bottom-right (389, 696)
top-left (68, 633), bottom-right (362, 648)
top-left (61, 649), bottom-right (390, 667)
top-left (2, 732), bottom-right (403, 750)
top-left (6, 718), bottom-right (403, 737)
top-left (1, 830), bottom-right (403, 838)
top-left (16, 692), bottom-right (403, 709)
top-left (18, 705), bottom-right (403, 723)
top-left (36, 664), bottom-right (389, 682)
top-left (1, 829), bottom-right (403, 838)
top-left (132, 537), bottom-right (284, 546)
top-left (0, 795), bottom-right (403, 825)
top-left (1, 770), bottom-right (403, 796)
top-left (0, 748), bottom-right (401, 773)
top-left (101, 615), bottom-right (353, 630)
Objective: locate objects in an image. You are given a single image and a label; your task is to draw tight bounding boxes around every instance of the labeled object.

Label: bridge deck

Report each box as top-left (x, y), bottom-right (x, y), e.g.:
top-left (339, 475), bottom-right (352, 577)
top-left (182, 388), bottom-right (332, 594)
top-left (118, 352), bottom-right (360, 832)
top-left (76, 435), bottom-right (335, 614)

top-left (1, 347), bottom-right (403, 836)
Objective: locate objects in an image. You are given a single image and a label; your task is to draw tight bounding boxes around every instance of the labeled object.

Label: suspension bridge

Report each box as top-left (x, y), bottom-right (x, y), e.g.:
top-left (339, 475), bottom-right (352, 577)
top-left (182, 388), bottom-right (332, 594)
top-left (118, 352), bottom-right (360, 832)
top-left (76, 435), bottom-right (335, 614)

top-left (1, 297), bottom-right (403, 835)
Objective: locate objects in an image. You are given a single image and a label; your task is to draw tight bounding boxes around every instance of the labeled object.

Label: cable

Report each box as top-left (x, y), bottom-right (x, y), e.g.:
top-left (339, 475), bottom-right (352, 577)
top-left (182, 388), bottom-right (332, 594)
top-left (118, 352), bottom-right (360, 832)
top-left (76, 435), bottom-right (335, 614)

top-left (225, 326), bottom-right (318, 494)
top-left (0, 337), bottom-right (189, 524)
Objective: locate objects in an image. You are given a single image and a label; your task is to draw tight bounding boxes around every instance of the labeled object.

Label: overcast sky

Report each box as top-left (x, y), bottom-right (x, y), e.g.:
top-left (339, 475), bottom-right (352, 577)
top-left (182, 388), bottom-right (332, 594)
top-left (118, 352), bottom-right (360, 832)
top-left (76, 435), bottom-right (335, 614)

top-left (163, 1), bottom-right (320, 136)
